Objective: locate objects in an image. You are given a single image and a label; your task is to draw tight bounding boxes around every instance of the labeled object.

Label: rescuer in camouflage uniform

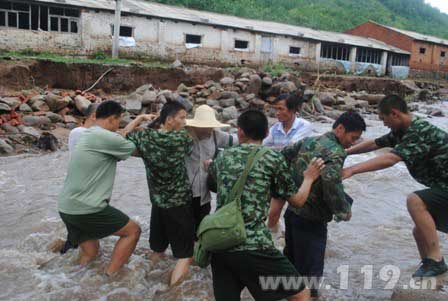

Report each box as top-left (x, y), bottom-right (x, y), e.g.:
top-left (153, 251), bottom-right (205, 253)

top-left (124, 101), bottom-right (194, 286)
top-left (270, 111), bottom-right (366, 298)
top-left (344, 94), bottom-right (448, 278)
top-left (208, 110), bottom-right (325, 301)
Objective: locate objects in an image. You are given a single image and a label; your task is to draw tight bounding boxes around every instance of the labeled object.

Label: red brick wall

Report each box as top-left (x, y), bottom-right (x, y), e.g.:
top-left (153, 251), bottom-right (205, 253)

top-left (347, 21), bottom-right (448, 72)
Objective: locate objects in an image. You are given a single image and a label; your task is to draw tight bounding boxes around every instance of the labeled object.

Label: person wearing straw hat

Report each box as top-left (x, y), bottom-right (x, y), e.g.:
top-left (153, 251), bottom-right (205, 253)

top-left (185, 105), bottom-right (238, 231)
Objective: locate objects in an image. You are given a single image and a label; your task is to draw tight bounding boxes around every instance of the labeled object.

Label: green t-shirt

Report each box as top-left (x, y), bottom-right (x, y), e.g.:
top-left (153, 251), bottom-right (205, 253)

top-left (375, 117), bottom-right (448, 191)
top-left (127, 128), bottom-right (194, 209)
top-left (209, 144), bottom-right (297, 252)
top-left (58, 126), bottom-right (136, 215)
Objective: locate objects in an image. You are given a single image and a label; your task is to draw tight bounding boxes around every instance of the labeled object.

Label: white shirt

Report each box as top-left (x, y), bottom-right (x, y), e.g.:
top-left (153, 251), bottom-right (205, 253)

top-left (68, 127), bottom-right (87, 154)
top-left (263, 117), bottom-right (313, 147)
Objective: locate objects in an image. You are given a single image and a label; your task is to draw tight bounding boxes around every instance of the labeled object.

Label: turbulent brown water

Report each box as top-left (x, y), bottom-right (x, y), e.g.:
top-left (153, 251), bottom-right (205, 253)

top-left (1, 103), bottom-right (448, 301)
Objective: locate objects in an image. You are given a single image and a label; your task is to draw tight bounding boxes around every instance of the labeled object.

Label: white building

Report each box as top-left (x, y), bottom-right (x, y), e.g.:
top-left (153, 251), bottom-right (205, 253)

top-left (0, 0), bottom-right (410, 77)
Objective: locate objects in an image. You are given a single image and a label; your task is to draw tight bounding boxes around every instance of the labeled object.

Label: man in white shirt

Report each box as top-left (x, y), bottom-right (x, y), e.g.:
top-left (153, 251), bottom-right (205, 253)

top-left (263, 93), bottom-right (314, 229)
top-left (185, 105), bottom-right (237, 231)
top-left (263, 93), bottom-right (313, 148)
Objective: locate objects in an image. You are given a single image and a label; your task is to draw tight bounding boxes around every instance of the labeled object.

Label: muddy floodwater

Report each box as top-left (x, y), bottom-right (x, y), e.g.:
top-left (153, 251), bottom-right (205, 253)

top-left (1, 104), bottom-right (448, 301)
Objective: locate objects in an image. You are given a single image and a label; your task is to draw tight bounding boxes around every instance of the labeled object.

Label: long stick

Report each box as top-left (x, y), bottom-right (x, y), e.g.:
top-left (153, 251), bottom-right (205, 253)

top-left (82, 68), bottom-right (114, 94)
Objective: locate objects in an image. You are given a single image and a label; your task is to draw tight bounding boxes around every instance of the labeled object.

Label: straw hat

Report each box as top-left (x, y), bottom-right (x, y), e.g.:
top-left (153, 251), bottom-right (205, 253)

top-left (186, 105), bottom-right (230, 128)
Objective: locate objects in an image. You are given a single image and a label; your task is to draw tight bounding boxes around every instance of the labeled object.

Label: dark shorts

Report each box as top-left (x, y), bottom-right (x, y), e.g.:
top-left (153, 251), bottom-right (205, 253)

top-left (415, 188), bottom-right (448, 233)
top-left (284, 210), bottom-right (327, 293)
top-left (59, 205), bottom-right (130, 245)
top-left (192, 197), bottom-right (212, 233)
top-left (150, 204), bottom-right (195, 258)
top-left (211, 249), bottom-right (305, 301)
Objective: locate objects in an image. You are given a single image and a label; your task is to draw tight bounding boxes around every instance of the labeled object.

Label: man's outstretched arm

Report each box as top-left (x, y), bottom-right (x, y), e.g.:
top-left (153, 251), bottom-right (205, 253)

top-left (347, 139), bottom-right (380, 155)
top-left (342, 152), bottom-right (402, 179)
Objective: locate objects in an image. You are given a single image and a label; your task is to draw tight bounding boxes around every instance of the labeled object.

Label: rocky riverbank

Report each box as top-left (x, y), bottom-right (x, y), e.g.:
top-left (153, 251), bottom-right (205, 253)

top-left (1, 63), bottom-right (447, 156)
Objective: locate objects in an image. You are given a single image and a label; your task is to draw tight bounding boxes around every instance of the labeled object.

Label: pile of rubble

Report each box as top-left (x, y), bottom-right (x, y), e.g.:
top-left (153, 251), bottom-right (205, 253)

top-left (1, 69), bottom-right (446, 155)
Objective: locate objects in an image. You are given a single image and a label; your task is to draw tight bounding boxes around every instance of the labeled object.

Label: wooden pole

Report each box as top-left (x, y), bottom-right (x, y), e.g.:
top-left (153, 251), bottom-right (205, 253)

top-left (112, 0), bottom-right (122, 59)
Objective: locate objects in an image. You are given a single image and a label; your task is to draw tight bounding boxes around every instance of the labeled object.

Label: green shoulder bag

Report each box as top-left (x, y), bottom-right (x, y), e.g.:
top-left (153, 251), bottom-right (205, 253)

top-left (196, 146), bottom-right (269, 251)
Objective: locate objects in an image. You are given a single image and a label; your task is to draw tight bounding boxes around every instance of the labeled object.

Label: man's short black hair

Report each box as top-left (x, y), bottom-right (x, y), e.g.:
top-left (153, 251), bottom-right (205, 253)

top-left (332, 111), bottom-right (366, 132)
top-left (237, 110), bottom-right (268, 141)
top-left (274, 93), bottom-right (304, 112)
top-left (160, 101), bottom-right (186, 124)
top-left (378, 94), bottom-right (408, 115)
top-left (96, 101), bottom-right (125, 119)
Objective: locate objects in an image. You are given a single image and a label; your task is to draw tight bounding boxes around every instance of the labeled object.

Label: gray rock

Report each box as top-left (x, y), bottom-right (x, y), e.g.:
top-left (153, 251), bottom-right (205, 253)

top-left (135, 84), bottom-right (153, 95)
top-left (45, 112), bottom-right (64, 123)
top-left (195, 98), bottom-right (207, 105)
top-left (19, 126), bottom-right (41, 138)
top-left (22, 116), bottom-right (51, 127)
top-left (45, 93), bottom-right (70, 112)
top-left (1, 123), bottom-right (20, 134)
top-left (157, 94), bottom-right (167, 104)
top-left (366, 94), bottom-right (385, 105)
top-left (141, 90), bottom-right (157, 106)
top-left (171, 59), bottom-right (183, 68)
top-left (250, 98), bottom-right (266, 108)
top-left (270, 81), bottom-right (297, 95)
top-left (30, 100), bottom-right (50, 112)
top-left (125, 98), bottom-right (142, 114)
top-left (303, 89), bottom-right (316, 102)
top-left (158, 90), bottom-right (175, 102)
top-left (28, 95), bottom-right (46, 106)
top-left (0, 139), bottom-right (14, 154)
top-left (213, 105), bottom-right (223, 113)
top-left (206, 99), bottom-right (220, 107)
top-left (355, 100), bottom-right (369, 110)
top-left (0, 97), bottom-right (21, 110)
top-left (221, 106), bottom-right (238, 121)
top-left (236, 98), bottom-right (250, 110)
top-left (246, 74), bottom-right (262, 95)
top-left (219, 91), bottom-right (239, 100)
top-left (429, 109), bottom-right (444, 117)
top-left (177, 83), bottom-right (189, 93)
top-left (219, 98), bottom-right (235, 108)
top-left (318, 92), bottom-right (337, 106)
top-left (0, 102), bottom-right (11, 112)
top-left (325, 110), bottom-right (344, 120)
top-left (120, 112), bottom-right (133, 128)
top-left (74, 95), bottom-right (91, 114)
top-left (176, 96), bottom-right (193, 112)
top-left (179, 92), bottom-right (190, 98)
top-left (262, 77), bottom-right (273, 86)
top-left (245, 94), bottom-right (256, 101)
top-left (19, 103), bottom-right (33, 113)
top-left (220, 77), bottom-right (234, 86)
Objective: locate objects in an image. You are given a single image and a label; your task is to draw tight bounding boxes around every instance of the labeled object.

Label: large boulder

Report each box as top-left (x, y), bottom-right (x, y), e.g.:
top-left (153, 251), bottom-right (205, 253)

top-left (22, 116), bottom-right (51, 127)
top-left (220, 77), bottom-right (234, 86)
top-left (141, 90), bottom-right (157, 106)
top-left (30, 99), bottom-right (50, 112)
top-left (0, 139), bottom-right (14, 154)
top-left (366, 94), bottom-right (386, 105)
top-left (45, 93), bottom-right (71, 112)
top-left (0, 97), bottom-right (21, 110)
top-left (0, 102), bottom-right (11, 112)
top-left (125, 98), bottom-right (142, 114)
top-left (74, 95), bottom-right (91, 115)
top-left (221, 106), bottom-right (238, 121)
top-left (19, 103), bottom-right (33, 113)
top-left (318, 92), bottom-right (337, 106)
top-left (269, 81), bottom-right (298, 96)
top-left (219, 98), bottom-right (235, 108)
top-left (262, 77), bottom-right (273, 86)
top-left (246, 74), bottom-right (262, 95)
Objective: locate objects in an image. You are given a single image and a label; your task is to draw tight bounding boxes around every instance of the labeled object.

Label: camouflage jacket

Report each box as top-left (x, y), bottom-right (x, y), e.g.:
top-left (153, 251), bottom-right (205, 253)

top-left (375, 116), bottom-right (448, 191)
top-left (282, 132), bottom-right (351, 223)
top-left (127, 128), bottom-right (193, 208)
top-left (209, 144), bottom-right (297, 252)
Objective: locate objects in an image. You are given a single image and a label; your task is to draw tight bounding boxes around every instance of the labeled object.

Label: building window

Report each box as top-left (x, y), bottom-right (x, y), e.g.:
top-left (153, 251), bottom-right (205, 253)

top-left (261, 37), bottom-right (273, 53)
top-left (289, 46), bottom-right (301, 56)
top-left (320, 43), bottom-right (350, 61)
top-left (420, 48), bottom-right (426, 54)
top-left (0, 1), bottom-right (79, 33)
top-left (391, 54), bottom-right (410, 67)
top-left (234, 40), bottom-right (249, 51)
top-left (111, 25), bottom-right (134, 37)
top-left (186, 34), bottom-right (202, 45)
top-left (356, 47), bottom-right (382, 64)
top-left (441, 51), bottom-right (446, 58)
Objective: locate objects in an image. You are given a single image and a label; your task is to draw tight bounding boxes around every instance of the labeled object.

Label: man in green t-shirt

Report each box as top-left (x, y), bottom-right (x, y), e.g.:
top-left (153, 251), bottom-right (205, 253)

top-left (124, 101), bottom-right (194, 286)
top-left (208, 110), bottom-right (325, 301)
top-left (343, 95), bottom-right (448, 278)
top-left (58, 101), bottom-right (145, 276)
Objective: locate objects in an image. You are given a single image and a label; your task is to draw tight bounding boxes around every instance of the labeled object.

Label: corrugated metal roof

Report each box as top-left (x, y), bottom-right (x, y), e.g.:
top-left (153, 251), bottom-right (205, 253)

top-left (31, 0), bottom-right (409, 54)
top-left (368, 21), bottom-right (448, 47)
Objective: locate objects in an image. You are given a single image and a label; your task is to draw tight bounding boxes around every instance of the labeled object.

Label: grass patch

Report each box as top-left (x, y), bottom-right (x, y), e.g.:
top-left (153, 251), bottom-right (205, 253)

top-left (0, 50), bottom-right (170, 68)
